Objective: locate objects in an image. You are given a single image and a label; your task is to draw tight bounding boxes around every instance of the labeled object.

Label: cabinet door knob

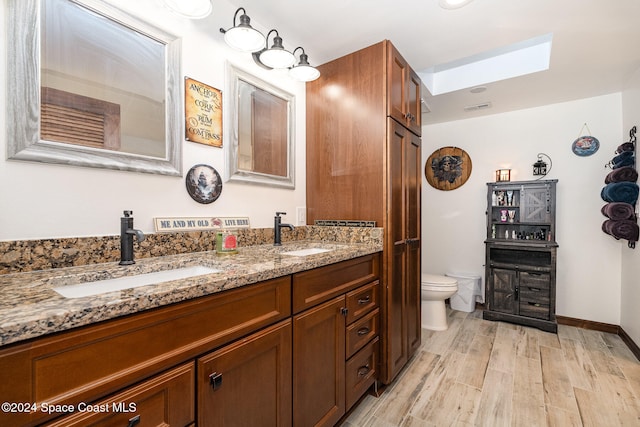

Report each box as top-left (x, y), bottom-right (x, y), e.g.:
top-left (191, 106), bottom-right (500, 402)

top-left (357, 327), bottom-right (370, 336)
top-left (341, 307), bottom-right (349, 316)
top-left (357, 364), bottom-right (371, 377)
top-left (127, 415), bottom-right (141, 427)
top-left (357, 295), bottom-right (371, 304)
top-left (209, 372), bottom-right (223, 390)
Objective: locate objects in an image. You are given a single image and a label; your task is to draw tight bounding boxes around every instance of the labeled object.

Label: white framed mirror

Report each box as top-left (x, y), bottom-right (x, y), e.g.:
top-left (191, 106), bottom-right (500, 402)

top-left (6, 0), bottom-right (182, 176)
top-left (224, 63), bottom-right (295, 189)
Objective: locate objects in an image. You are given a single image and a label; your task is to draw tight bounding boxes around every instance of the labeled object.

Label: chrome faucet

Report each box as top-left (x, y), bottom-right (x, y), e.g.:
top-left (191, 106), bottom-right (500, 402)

top-left (119, 210), bottom-right (145, 265)
top-left (274, 212), bottom-right (294, 246)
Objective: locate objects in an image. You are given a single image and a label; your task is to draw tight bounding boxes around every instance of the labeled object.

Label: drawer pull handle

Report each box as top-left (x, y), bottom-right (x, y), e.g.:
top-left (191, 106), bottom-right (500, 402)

top-left (357, 327), bottom-right (370, 336)
top-left (528, 302), bottom-right (542, 307)
top-left (358, 295), bottom-right (371, 304)
top-left (528, 287), bottom-right (541, 292)
top-left (209, 372), bottom-right (223, 390)
top-left (357, 364), bottom-right (370, 377)
top-left (127, 415), bottom-right (141, 427)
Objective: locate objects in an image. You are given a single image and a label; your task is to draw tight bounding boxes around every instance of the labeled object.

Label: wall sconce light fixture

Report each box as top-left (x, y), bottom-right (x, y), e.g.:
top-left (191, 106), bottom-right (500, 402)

top-left (289, 47), bottom-right (321, 82)
top-left (496, 168), bottom-right (511, 182)
top-left (533, 153), bottom-right (552, 179)
top-left (254, 29), bottom-right (296, 69)
top-left (220, 8), bottom-right (320, 82)
top-left (219, 7), bottom-right (265, 52)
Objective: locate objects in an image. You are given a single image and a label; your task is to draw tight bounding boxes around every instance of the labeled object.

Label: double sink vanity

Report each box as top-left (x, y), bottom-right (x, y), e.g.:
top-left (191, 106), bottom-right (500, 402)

top-left (0, 237), bottom-right (382, 426)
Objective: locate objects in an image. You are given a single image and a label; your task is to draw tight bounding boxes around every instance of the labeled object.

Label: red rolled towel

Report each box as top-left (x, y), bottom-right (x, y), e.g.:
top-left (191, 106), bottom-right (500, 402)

top-left (602, 219), bottom-right (639, 242)
top-left (601, 202), bottom-right (636, 220)
top-left (605, 166), bottom-right (638, 184)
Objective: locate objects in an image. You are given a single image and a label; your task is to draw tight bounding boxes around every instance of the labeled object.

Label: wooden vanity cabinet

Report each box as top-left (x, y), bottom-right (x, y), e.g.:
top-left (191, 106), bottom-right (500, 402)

top-left (306, 40), bottom-right (422, 386)
top-left (292, 255), bottom-right (380, 427)
top-left (0, 277), bottom-right (290, 427)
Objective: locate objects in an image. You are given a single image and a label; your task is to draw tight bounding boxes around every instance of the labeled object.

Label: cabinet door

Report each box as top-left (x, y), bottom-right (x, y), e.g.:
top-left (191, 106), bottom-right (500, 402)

top-left (405, 129), bottom-right (422, 355)
top-left (387, 43), bottom-right (421, 135)
top-left (384, 119), bottom-right (421, 384)
top-left (293, 296), bottom-right (346, 427)
top-left (406, 68), bottom-right (422, 135)
top-left (197, 320), bottom-right (292, 427)
top-left (521, 185), bottom-right (552, 223)
top-left (489, 267), bottom-right (517, 314)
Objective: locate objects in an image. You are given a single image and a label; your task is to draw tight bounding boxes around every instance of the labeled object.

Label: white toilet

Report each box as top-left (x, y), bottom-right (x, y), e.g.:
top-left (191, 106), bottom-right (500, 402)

top-left (421, 273), bottom-right (458, 331)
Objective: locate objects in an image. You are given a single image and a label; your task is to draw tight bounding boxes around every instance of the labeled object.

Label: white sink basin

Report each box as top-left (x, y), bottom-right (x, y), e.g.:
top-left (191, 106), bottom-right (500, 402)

top-left (281, 248), bottom-right (332, 257)
top-left (53, 266), bottom-right (221, 299)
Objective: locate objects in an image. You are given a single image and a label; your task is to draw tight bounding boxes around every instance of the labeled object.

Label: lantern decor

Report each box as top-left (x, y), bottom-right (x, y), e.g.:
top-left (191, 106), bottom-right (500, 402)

top-left (533, 153), bottom-right (552, 179)
top-left (496, 168), bottom-right (511, 182)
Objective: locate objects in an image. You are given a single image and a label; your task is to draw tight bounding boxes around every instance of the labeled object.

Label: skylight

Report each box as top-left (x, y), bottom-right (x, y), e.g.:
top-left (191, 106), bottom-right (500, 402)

top-left (420, 33), bottom-right (553, 96)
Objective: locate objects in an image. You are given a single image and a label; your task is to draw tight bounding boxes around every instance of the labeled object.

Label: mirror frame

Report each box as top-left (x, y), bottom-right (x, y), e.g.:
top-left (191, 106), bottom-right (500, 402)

top-left (224, 62), bottom-right (295, 189)
top-left (5, 0), bottom-right (183, 176)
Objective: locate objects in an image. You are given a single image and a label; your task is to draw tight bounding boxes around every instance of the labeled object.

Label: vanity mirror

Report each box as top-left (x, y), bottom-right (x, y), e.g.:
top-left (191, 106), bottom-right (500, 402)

top-left (224, 63), bottom-right (295, 188)
top-left (6, 0), bottom-right (182, 175)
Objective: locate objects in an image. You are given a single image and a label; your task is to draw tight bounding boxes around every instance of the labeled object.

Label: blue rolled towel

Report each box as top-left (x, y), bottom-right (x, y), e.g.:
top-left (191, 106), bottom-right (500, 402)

top-left (602, 219), bottom-right (639, 242)
top-left (601, 182), bottom-right (639, 205)
top-left (612, 151), bottom-right (635, 169)
top-left (601, 202), bottom-right (635, 220)
top-left (605, 166), bottom-right (638, 184)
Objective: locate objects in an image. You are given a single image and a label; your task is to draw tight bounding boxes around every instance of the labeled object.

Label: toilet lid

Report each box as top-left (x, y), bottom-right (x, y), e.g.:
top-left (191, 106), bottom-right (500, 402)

top-left (421, 273), bottom-right (458, 286)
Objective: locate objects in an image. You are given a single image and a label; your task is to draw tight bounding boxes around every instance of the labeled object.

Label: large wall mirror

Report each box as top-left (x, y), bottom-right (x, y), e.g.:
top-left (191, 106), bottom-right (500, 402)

top-left (224, 63), bottom-right (295, 189)
top-left (6, 0), bottom-right (182, 175)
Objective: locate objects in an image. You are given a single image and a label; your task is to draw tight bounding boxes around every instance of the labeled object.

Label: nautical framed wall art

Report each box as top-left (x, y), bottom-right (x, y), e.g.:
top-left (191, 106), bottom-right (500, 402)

top-left (425, 146), bottom-right (473, 191)
top-left (185, 77), bottom-right (222, 147)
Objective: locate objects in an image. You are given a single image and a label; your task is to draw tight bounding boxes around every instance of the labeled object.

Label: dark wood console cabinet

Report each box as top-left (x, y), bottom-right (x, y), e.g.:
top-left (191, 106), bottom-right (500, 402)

top-left (483, 180), bottom-right (559, 333)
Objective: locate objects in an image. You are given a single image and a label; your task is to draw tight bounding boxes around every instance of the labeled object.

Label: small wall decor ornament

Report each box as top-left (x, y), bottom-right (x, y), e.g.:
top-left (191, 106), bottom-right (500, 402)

top-left (425, 146), bottom-right (472, 191)
top-left (572, 123), bottom-right (599, 156)
top-left (185, 164), bottom-right (223, 204)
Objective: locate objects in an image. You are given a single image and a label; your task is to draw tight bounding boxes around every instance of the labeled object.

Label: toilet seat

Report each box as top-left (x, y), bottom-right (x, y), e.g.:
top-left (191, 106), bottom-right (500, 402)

top-left (421, 274), bottom-right (457, 289)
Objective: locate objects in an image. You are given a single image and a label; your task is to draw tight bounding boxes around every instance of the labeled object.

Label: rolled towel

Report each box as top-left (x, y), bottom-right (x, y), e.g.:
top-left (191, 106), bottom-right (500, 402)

top-left (601, 202), bottom-right (636, 220)
top-left (601, 182), bottom-right (639, 205)
top-left (617, 142), bottom-right (635, 153)
top-left (602, 219), bottom-right (640, 242)
top-left (612, 150), bottom-right (635, 169)
top-left (605, 166), bottom-right (638, 184)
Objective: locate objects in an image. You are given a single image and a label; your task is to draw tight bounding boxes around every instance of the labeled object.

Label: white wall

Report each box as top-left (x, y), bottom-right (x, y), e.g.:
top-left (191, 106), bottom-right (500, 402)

top-left (621, 67), bottom-right (640, 343)
top-left (422, 94), bottom-right (624, 324)
top-left (0, 0), bottom-right (306, 240)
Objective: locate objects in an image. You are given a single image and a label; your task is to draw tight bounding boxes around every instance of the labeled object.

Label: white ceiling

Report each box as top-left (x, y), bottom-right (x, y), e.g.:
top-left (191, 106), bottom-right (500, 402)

top-left (228, 0), bottom-right (640, 124)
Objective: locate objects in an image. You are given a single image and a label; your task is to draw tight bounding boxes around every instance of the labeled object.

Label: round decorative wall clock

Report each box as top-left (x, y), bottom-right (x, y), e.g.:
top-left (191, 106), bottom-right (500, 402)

top-left (425, 146), bottom-right (472, 191)
top-left (185, 164), bottom-right (223, 204)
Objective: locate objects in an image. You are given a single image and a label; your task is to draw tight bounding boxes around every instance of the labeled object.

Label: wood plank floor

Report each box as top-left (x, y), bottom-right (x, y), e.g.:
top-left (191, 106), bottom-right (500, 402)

top-left (342, 308), bottom-right (640, 426)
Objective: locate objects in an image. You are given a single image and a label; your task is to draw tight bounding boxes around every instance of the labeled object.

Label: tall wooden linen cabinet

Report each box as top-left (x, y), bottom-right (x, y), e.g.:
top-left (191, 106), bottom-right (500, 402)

top-left (306, 40), bottom-right (422, 384)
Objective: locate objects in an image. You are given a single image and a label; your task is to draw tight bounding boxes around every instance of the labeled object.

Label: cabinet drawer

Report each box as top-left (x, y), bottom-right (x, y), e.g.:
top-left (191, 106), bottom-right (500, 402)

top-left (519, 300), bottom-right (550, 320)
top-left (346, 308), bottom-right (379, 359)
top-left (519, 286), bottom-right (550, 304)
top-left (46, 362), bottom-right (195, 426)
top-left (293, 254), bottom-right (379, 313)
top-left (0, 277), bottom-right (290, 427)
top-left (345, 337), bottom-right (379, 411)
top-left (519, 271), bottom-right (550, 290)
top-left (345, 281), bottom-right (379, 323)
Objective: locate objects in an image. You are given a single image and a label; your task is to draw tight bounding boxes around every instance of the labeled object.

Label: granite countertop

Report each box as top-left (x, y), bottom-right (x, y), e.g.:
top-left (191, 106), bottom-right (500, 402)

top-left (0, 240), bottom-right (382, 347)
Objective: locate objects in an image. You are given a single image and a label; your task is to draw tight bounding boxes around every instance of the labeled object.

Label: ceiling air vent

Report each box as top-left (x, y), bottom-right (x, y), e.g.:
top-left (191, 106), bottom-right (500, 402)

top-left (464, 101), bottom-right (492, 112)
